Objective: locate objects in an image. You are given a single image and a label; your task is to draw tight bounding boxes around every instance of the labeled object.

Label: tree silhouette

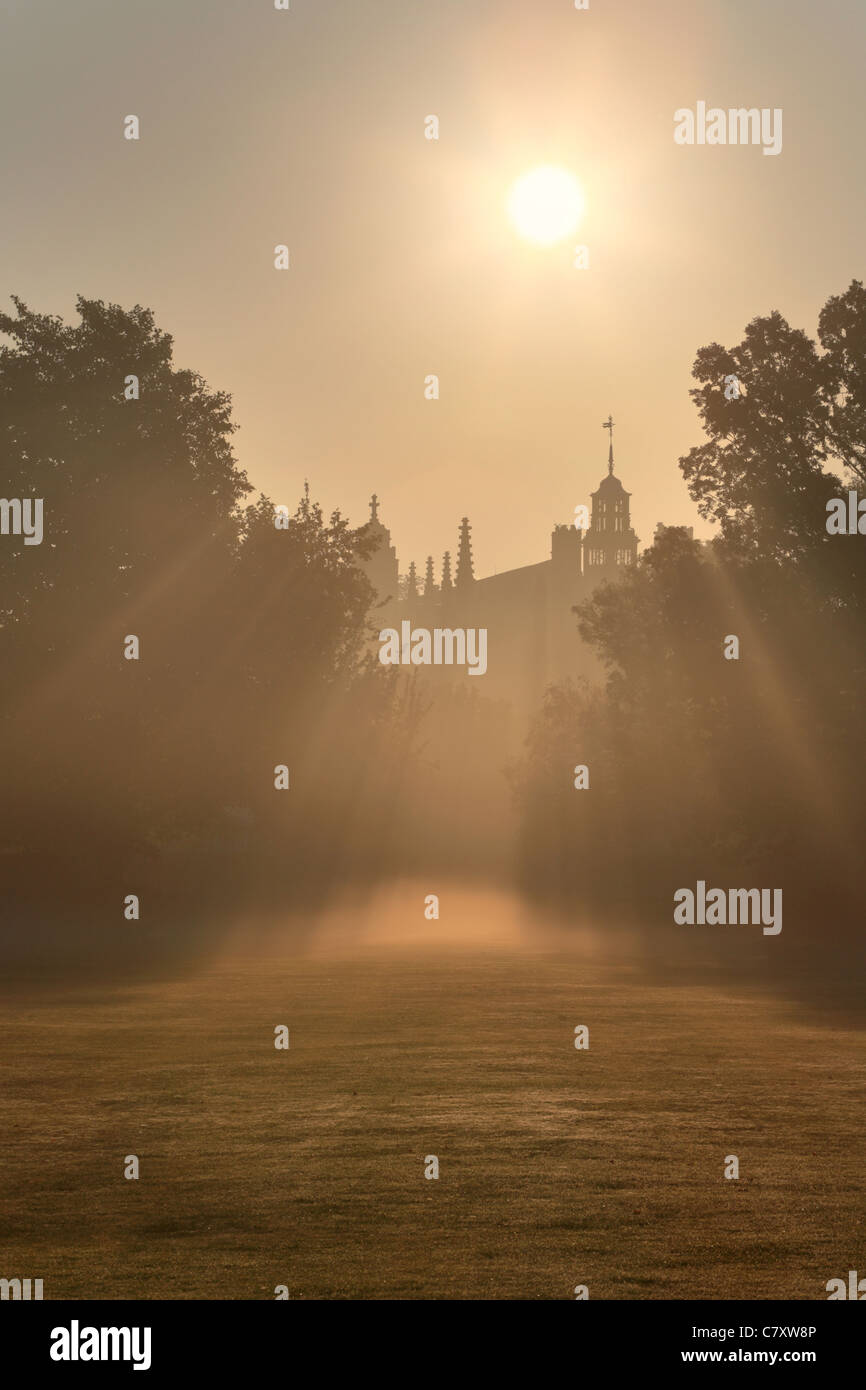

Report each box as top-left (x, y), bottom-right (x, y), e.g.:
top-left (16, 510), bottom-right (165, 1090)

top-left (513, 282), bottom-right (866, 967)
top-left (0, 296), bottom-right (427, 966)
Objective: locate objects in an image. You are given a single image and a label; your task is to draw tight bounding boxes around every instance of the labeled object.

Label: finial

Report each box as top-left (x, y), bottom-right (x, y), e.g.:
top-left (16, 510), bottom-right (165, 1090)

top-left (456, 517), bottom-right (475, 588)
top-left (602, 415), bottom-right (615, 475)
top-left (370, 493), bottom-right (379, 523)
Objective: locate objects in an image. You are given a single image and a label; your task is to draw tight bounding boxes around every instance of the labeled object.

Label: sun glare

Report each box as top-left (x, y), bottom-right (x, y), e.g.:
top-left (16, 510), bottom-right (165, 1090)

top-left (507, 165), bottom-right (585, 247)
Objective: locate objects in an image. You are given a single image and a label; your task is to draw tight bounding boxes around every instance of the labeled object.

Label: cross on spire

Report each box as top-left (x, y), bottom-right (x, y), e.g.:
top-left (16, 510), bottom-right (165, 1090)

top-left (369, 493), bottom-right (379, 523)
top-left (602, 415), bottom-right (615, 475)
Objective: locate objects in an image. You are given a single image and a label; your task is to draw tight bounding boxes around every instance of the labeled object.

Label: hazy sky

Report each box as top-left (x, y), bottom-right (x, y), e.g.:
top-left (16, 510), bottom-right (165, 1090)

top-left (2, 0), bottom-right (865, 577)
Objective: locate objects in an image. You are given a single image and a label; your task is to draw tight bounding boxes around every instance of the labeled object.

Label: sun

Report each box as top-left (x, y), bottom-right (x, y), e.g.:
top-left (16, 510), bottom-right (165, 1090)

top-left (507, 166), bottom-right (585, 247)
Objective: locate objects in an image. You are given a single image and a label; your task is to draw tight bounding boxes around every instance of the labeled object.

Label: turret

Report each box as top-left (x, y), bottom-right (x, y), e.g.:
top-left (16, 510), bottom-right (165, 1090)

top-left (455, 517), bottom-right (475, 589)
top-left (358, 493), bottom-right (400, 603)
top-left (440, 551), bottom-right (453, 593)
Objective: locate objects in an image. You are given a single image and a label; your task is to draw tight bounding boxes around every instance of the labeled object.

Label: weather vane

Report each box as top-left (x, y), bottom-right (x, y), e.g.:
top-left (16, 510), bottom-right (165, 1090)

top-left (602, 415), bottom-right (615, 475)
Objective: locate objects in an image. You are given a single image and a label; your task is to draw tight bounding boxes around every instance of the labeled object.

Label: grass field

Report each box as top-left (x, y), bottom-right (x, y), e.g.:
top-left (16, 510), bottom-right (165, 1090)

top-left (2, 888), bottom-right (864, 1301)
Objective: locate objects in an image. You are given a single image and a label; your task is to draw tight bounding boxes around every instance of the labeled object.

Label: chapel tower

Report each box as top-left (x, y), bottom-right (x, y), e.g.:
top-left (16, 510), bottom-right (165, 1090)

top-left (359, 493), bottom-right (400, 604)
top-left (582, 416), bottom-right (638, 573)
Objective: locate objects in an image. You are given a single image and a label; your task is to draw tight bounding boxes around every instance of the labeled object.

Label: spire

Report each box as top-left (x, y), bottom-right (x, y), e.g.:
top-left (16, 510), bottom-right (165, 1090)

top-left (602, 414), bottom-right (615, 475)
top-left (440, 550), bottom-right (453, 592)
top-left (423, 555), bottom-right (436, 598)
top-left (369, 493), bottom-right (380, 523)
top-left (455, 517), bottom-right (475, 589)
top-left (406, 560), bottom-right (418, 599)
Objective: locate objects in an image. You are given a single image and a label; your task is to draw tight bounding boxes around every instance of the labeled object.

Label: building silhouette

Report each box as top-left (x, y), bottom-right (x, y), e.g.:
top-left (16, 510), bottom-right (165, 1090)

top-left (359, 421), bottom-right (639, 722)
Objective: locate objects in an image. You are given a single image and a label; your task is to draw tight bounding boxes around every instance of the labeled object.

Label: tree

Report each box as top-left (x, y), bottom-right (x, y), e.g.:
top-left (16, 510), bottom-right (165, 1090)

top-left (819, 279), bottom-right (866, 486)
top-left (0, 295), bottom-right (250, 646)
top-left (678, 309), bottom-right (835, 561)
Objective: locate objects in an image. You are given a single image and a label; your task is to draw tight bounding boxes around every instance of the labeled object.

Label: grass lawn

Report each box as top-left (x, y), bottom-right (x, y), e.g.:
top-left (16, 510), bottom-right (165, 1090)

top-left (2, 927), bottom-right (863, 1300)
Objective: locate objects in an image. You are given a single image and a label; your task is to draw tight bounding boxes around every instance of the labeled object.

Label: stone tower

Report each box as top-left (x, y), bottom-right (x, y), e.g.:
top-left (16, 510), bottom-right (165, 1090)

top-left (582, 416), bottom-right (638, 574)
top-left (359, 493), bottom-right (400, 604)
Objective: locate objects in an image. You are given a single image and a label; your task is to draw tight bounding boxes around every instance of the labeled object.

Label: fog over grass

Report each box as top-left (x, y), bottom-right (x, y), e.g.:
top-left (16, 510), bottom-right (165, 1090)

top-left (2, 895), bottom-right (862, 1300)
